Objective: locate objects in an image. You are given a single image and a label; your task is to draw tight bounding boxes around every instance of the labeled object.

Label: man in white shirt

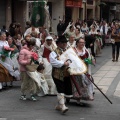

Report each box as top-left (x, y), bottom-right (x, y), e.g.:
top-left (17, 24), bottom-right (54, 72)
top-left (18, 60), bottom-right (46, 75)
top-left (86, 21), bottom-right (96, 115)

top-left (100, 20), bottom-right (108, 47)
top-left (49, 35), bottom-right (72, 114)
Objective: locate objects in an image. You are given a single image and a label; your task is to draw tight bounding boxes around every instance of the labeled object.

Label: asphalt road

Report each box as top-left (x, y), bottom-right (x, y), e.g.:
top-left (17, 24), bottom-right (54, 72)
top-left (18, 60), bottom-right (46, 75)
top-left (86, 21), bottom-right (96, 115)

top-left (0, 45), bottom-right (120, 120)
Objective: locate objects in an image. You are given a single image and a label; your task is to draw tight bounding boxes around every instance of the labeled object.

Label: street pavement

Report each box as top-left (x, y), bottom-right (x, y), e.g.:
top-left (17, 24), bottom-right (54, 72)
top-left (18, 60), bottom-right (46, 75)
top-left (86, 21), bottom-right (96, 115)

top-left (0, 45), bottom-right (120, 120)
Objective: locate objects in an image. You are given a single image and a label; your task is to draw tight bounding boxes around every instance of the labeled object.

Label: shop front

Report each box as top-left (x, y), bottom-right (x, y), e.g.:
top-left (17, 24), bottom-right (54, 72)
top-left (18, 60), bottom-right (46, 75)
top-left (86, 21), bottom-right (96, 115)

top-left (65, 0), bottom-right (82, 23)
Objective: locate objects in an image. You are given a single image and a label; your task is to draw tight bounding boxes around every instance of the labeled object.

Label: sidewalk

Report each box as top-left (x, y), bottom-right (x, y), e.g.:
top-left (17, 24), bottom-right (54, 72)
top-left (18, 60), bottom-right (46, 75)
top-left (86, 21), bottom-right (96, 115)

top-left (93, 56), bottom-right (120, 97)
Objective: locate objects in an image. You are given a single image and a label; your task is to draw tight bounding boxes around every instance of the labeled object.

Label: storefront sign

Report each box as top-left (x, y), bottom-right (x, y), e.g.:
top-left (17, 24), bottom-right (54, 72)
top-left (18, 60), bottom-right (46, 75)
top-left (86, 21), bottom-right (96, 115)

top-left (65, 0), bottom-right (82, 7)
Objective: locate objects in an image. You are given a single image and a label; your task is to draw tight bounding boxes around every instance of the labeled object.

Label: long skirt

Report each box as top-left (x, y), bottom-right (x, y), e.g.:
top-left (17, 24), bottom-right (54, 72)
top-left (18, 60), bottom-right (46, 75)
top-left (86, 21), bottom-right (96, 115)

top-left (21, 72), bottom-right (39, 95)
top-left (43, 58), bottom-right (57, 94)
top-left (0, 57), bottom-right (20, 80)
top-left (94, 39), bottom-right (102, 56)
top-left (0, 63), bottom-right (14, 82)
top-left (27, 71), bottom-right (49, 96)
top-left (71, 74), bottom-right (94, 100)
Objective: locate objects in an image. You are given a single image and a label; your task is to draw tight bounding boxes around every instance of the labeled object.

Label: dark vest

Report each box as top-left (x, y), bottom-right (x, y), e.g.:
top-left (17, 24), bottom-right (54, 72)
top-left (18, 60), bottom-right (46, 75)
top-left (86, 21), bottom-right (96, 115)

top-left (52, 48), bottom-right (69, 81)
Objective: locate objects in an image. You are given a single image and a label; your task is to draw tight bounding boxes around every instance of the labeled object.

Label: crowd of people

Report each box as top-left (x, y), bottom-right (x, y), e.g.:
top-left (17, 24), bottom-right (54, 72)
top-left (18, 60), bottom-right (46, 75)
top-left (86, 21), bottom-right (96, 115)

top-left (0, 18), bottom-right (120, 114)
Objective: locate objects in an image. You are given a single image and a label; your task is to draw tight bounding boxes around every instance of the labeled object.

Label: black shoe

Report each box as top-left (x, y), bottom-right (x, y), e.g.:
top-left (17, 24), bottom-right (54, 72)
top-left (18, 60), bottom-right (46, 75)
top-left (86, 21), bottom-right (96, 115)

top-left (112, 59), bottom-right (115, 62)
top-left (0, 89), bottom-right (2, 92)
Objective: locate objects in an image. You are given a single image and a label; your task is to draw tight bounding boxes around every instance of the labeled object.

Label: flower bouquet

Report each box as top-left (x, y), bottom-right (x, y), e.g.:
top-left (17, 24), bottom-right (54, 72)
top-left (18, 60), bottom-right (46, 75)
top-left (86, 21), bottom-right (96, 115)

top-left (0, 46), bottom-right (14, 62)
top-left (31, 52), bottom-right (39, 65)
top-left (26, 52), bottom-right (39, 72)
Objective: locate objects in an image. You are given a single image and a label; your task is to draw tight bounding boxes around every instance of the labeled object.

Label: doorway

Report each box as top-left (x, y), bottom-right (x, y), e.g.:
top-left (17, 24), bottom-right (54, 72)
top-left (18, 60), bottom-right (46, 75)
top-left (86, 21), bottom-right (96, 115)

top-left (65, 7), bottom-right (72, 26)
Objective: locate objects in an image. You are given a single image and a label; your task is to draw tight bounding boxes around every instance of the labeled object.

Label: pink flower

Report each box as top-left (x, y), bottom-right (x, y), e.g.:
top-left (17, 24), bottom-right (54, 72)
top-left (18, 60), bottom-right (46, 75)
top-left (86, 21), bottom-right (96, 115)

top-left (0, 46), bottom-right (15, 62)
top-left (31, 52), bottom-right (38, 60)
top-left (4, 46), bottom-right (14, 51)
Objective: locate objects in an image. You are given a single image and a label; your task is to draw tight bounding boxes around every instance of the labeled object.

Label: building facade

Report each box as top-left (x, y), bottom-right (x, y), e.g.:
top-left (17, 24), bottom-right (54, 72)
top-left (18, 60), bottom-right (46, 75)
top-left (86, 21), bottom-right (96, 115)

top-left (65, 0), bottom-right (100, 23)
top-left (0, 0), bottom-right (8, 29)
top-left (101, 0), bottom-right (120, 22)
top-left (3, 0), bottom-right (100, 33)
top-left (5, 0), bottom-right (65, 33)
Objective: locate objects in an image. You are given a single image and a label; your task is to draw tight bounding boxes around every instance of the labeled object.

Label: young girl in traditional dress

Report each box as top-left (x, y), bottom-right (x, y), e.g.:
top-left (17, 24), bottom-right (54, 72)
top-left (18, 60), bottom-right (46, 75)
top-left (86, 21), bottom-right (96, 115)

top-left (36, 64), bottom-right (49, 96)
top-left (19, 37), bottom-right (40, 101)
top-left (26, 63), bottom-right (49, 97)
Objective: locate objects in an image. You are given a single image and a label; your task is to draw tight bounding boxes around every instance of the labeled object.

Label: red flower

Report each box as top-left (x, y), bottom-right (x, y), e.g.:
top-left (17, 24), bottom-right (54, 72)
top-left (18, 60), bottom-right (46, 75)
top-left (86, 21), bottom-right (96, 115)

top-left (31, 52), bottom-right (38, 60)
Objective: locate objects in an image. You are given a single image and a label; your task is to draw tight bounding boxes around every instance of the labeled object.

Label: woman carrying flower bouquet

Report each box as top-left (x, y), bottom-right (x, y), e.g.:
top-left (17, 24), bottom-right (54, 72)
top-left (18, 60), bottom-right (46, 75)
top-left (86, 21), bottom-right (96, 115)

top-left (18, 37), bottom-right (40, 101)
top-left (0, 32), bottom-right (20, 88)
top-left (3, 37), bottom-right (20, 87)
top-left (7, 37), bottom-right (19, 68)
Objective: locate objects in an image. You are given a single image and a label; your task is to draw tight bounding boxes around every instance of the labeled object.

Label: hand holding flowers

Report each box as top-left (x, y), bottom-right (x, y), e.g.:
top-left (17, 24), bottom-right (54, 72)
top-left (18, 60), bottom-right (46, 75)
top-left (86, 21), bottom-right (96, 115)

top-left (0, 46), bottom-right (14, 62)
top-left (30, 52), bottom-right (39, 65)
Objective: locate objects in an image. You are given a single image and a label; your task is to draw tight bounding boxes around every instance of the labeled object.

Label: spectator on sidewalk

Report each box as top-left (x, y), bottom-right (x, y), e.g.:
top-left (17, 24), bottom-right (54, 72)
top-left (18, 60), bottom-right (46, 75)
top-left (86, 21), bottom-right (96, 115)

top-left (57, 19), bottom-right (65, 37)
top-left (111, 23), bottom-right (120, 62)
top-left (100, 20), bottom-right (108, 48)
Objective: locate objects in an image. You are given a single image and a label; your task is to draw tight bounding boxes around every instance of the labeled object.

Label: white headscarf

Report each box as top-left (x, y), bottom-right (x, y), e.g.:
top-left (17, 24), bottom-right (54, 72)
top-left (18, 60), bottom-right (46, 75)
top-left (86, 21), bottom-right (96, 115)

top-left (43, 36), bottom-right (57, 51)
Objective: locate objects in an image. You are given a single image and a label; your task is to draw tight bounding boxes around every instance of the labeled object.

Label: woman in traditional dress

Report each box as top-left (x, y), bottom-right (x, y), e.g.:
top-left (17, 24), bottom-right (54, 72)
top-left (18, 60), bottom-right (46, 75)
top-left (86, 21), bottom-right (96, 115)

top-left (15, 34), bottom-right (23, 51)
top-left (7, 37), bottom-right (19, 70)
top-left (15, 23), bottom-right (22, 37)
top-left (6, 37), bottom-right (20, 87)
top-left (74, 27), bottom-right (84, 41)
top-left (81, 23), bottom-right (89, 35)
top-left (0, 33), bottom-right (20, 86)
top-left (89, 25), bottom-right (100, 56)
top-left (63, 25), bottom-right (75, 39)
top-left (73, 38), bottom-right (95, 104)
top-left (24, 25), bottom-right (39, 37)
top-left (38, 35), bottom-right (57, 95)
top-left (67, 35), bottom-right (76, 48)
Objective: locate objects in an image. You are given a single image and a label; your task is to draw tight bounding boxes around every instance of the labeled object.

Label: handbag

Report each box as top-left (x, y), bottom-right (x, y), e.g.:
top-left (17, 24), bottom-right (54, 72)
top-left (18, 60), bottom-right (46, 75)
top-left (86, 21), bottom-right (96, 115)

top-left (110, 39), bottom-right (115, 44)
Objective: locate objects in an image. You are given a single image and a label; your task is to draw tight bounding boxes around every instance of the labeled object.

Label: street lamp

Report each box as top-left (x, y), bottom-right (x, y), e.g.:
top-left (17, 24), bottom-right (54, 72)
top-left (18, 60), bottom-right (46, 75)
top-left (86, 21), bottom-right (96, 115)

top-left (82, 0), bottom-right (87, 20)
